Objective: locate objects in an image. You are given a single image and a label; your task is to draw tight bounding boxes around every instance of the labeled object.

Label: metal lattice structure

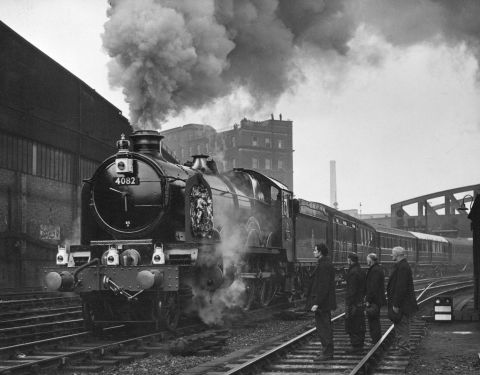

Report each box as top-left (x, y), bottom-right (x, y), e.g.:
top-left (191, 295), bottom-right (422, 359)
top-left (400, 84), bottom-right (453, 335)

top-left (391, 184), bottom-right (480, 238)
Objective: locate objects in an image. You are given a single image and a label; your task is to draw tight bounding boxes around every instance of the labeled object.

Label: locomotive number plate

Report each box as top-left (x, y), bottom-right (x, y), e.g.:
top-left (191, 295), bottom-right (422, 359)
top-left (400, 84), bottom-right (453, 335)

top-left (113, 177), bottom-right (139, 185)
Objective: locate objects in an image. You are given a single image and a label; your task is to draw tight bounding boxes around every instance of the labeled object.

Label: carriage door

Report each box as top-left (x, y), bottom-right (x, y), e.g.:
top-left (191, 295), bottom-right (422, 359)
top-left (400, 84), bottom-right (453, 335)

top-left (281, 191), bottom-right (294, 261)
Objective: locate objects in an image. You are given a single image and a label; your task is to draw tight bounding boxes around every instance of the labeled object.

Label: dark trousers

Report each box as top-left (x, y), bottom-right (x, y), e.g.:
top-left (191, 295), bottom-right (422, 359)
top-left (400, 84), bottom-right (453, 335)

top-left (315, 310), bottom-right (334, 356)
top-left (367, 312), bottom-right (382, 343)
top-left (394, 313), bottom-right (411, 351)
top-left (345, 305), bottom-right (366, 347)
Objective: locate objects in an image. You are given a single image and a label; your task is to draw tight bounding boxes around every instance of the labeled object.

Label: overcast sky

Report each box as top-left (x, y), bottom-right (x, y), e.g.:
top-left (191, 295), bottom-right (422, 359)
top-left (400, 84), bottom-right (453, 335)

top-left (1, 0), bottom-right (479, 214)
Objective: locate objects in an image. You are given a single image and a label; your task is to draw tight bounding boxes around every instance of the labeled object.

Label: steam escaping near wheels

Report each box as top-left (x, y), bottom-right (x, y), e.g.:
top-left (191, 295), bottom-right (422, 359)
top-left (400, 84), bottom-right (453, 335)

top-left (190, 279), bottom-right (248, 326)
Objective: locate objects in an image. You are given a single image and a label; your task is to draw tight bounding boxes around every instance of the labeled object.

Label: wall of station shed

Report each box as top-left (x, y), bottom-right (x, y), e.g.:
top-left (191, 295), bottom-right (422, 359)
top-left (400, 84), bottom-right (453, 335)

top-left (0, 21), bottom-right (132, 288)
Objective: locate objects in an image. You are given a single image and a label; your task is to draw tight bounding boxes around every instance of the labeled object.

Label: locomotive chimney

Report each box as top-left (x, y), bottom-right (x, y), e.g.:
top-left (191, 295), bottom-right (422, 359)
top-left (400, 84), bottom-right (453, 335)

top-left (130, 130), bottom-right (164, 158)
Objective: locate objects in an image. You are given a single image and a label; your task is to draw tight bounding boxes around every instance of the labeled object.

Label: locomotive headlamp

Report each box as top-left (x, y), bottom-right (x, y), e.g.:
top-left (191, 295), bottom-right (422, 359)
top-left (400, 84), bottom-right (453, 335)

top-left (102, 246), bottom-right (119, 266)
top-left (120, 249), bottom-right (141, 266)
top-left (56, 246), bottom-right (68, 265)
top-left (152, 245), bottom-right (165, 265)
top-left (115, 158), bottom-right (134, 174)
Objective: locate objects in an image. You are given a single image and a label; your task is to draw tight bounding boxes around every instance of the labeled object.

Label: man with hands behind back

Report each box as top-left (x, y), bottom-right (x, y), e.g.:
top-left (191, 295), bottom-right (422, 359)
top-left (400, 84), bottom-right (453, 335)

top-left (307, 243), bottom-right (337, 361)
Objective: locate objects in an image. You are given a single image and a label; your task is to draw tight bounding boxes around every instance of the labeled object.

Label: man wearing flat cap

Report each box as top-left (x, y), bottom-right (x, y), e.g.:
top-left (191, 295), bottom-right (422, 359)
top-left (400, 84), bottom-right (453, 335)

top-left (387, 246), bottom-right (418, 355)
top-left (345, 252), bottom-right (366, 353)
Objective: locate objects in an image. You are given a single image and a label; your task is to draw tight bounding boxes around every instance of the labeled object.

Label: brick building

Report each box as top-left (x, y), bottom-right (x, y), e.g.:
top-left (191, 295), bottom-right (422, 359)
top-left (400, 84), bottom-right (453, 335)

top-left (0, 21), bottom-right (132, 287)
top-left (161, 115), bottom-right (294, 190)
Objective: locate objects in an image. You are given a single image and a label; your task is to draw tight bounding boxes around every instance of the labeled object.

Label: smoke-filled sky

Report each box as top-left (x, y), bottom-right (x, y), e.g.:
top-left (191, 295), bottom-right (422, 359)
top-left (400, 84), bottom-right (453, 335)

top-left (1, 0), bottom-right (480, 214)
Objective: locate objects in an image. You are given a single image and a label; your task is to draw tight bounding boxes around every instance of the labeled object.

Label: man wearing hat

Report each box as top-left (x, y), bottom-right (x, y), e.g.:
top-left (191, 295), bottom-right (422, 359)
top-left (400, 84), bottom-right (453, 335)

top-left (308, 243), bottom-right (337, 361)
top-left (345, 252), bottom-right (366, 353)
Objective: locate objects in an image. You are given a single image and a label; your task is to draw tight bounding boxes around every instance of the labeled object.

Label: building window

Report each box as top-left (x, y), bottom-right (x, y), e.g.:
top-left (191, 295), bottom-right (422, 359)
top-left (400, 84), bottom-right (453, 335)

top-left (252, 158), bottom-right (258, 168)
top-left (206, 143), bottom-right (209, 153)
top-left (277, 139), bottom-right (283, 148)
top-left (265, 159), bottom-right (271, 170)
top-left (265, 137), bottom-right (271, 148)
top-left (278, 160), bottom-right (283, 170)
top-left (232, 158), bottom-right (236, 168)
top-left (252, 136), bottom-right (258, 146)
top-left (196, 144), bottom-right (201, 154)
top-left (232, 137), bottom-right (236, 147)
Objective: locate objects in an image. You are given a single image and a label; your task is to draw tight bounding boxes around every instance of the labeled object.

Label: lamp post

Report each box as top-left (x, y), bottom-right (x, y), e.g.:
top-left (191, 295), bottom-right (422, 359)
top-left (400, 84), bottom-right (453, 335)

top-left (425, 200), bottom-right (428, 233)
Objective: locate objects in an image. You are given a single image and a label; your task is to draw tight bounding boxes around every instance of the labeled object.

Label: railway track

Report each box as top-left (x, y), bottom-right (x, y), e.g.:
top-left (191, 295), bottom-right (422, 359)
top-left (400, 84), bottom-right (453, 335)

top-left (184, 276), bottom-right (473, 375)
top-left (0, 275), bottom-right (471, 374)
top-left (0, 291), bottom-right (82, 347)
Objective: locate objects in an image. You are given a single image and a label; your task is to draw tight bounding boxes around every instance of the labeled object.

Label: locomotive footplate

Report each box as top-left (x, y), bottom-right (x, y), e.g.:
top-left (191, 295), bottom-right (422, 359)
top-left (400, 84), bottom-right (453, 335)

top-left (43, 265), bottom-right (179, 293)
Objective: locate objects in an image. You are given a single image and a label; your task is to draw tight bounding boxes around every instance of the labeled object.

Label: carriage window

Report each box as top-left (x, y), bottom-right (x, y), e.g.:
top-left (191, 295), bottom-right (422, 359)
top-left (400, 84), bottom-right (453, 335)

top-left (226, 171), bottom-right (253, 197)
top-left (251, 178), bottom-right (265, 202)
top-left (271, 186), bottom-right (280, 203)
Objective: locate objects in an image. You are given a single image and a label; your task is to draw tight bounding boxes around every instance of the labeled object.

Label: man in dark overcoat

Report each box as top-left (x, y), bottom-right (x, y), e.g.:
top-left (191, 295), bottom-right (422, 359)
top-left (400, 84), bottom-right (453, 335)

top-left (345, 252), bottom-right (366, 352)
top-left (386, 246), bottom-right (418, 354)
top-left (365, 253), bottom-right (386, 344)
top-left (307, 243), bottom-right (337, 361)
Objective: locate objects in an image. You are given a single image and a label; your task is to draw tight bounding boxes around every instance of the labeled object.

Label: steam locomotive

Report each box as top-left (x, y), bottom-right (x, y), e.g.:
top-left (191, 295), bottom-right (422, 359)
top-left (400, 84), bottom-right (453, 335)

top-left (44, 130), bottom-right (472, 330)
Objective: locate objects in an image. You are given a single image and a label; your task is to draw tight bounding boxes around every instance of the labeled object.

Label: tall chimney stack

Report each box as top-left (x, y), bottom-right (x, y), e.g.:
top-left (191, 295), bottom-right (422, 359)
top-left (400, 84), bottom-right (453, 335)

top-left (330, 160), bottom-right (338, 209)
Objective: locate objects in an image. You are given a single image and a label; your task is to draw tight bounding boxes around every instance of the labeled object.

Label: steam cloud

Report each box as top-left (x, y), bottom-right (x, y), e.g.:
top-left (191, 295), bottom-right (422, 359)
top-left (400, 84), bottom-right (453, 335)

top-left (102, 0), bottom-right (353, 129)
top-left (188, 204), bottom-right (251, 326)
top-left (103, 0), bottom-right (480, 129)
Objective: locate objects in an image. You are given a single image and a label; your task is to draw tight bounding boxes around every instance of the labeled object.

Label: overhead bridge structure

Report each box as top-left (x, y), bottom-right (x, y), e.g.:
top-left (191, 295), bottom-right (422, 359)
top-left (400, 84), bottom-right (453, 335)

top-left (391, 184), bottom-right (480, 238)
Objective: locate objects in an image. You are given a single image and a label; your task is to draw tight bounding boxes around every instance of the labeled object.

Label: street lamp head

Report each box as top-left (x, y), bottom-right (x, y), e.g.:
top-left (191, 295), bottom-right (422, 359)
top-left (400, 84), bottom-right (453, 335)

top-left (458, 194), bottom-right (474, 212)
top-left (458, 202), bottom-right (468, 211)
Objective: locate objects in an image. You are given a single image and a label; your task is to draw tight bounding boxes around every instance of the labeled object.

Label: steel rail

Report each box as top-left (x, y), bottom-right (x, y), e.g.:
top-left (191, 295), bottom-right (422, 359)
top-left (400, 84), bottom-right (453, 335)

top-left (0, 322), bottom-right (205, 374)
top-left (221, 312), bottom-right (346, 375)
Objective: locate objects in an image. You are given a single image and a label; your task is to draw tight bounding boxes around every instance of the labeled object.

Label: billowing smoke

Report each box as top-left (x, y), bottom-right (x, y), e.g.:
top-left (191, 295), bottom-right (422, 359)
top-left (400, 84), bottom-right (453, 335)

top-left (350, 0), bottom-right (480, 52)
top-left (103, 0), bottom-right (480, 129)
top-left (102, 0), bottom-right (353, 129)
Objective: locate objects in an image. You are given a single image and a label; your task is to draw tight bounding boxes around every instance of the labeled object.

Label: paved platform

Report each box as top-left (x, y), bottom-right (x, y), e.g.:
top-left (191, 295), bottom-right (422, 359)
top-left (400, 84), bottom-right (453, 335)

top-left (407, 305), bottom-right (480, 374)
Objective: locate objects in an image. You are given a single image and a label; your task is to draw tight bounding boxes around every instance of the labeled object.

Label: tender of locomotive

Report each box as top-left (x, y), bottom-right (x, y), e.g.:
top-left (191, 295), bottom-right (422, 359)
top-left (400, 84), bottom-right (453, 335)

top-left (45, 131), bottom-right (473, 330)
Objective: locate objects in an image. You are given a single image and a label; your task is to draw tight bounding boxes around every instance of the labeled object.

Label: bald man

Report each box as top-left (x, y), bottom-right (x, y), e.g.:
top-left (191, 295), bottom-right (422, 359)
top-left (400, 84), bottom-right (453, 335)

top-left (386, 246), bottom-right (418, 355)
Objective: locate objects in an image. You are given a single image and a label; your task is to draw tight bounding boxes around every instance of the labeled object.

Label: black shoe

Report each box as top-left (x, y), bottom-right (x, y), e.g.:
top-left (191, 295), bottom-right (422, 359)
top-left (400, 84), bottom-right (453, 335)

top-left (313, 353), bottom-right (334, 362)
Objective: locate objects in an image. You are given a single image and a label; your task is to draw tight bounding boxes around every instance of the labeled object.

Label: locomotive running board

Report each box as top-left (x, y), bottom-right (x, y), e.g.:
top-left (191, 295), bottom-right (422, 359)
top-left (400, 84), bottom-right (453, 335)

top-left (90, 239), bottom-right (154, 245)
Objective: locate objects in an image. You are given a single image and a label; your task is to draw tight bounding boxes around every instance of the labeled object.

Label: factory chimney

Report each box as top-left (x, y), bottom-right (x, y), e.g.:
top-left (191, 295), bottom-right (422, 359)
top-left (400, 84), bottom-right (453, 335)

top-left (330, 160), bottom-right (338, 209)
